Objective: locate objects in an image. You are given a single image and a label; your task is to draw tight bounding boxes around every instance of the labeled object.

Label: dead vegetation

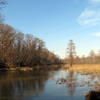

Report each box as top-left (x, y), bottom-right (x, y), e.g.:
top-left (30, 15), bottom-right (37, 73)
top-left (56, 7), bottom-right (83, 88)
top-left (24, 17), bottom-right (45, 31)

top-left (68, 64), bottom-right (100, 75)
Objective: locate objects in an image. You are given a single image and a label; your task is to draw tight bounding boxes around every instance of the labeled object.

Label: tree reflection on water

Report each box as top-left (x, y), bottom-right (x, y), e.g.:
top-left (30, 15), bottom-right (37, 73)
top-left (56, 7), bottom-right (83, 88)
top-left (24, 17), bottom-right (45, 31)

top-left (66, 71), bottom-right (77, 96)
top-left (0, 71), bottom-right (52, 100)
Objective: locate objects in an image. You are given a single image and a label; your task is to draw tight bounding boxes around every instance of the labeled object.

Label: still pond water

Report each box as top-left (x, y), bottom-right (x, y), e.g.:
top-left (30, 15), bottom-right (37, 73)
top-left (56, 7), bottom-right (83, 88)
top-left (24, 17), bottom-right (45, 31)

top-left (0, 68), bottom-right (100, 100)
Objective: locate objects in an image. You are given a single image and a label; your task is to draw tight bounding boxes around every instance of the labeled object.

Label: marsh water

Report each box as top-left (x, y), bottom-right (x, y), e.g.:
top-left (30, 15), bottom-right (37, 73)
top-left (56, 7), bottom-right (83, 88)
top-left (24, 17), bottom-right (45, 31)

top-left (0, 67), bottom-right (100, 100)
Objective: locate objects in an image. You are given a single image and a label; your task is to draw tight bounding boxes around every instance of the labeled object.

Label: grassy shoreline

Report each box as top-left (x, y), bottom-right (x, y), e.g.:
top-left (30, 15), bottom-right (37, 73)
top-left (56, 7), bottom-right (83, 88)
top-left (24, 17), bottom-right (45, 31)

top-left (0, 64), bottom-right (62, 72)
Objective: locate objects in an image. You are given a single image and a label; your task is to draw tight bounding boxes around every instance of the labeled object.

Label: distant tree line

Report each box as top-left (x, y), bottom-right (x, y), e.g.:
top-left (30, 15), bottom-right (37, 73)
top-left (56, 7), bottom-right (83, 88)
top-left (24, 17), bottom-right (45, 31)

top-left (65, 50), bottom-right (100, 64)
top-left (0, 23), bottom-right (61, 68)
top-left (74, 50), bottom-right (100, 64)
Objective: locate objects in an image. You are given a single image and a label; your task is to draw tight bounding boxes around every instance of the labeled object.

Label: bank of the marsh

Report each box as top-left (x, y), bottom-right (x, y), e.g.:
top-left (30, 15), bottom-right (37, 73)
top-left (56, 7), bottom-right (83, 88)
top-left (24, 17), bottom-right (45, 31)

top-left (0, 64), bottom-right (63, 72)
top-left (62, 64), bottom-right (100, 75)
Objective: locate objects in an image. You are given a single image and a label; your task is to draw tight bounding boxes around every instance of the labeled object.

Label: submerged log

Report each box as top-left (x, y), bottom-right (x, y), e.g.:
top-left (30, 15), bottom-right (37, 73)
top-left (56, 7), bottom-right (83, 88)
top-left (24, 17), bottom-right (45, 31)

top-left (85, 88), bottom-right (100, 100)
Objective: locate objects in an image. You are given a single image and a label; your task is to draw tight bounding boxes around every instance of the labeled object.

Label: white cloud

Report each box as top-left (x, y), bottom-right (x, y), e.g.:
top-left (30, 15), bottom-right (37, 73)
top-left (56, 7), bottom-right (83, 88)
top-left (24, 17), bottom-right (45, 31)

top-left (78, 8), bottom-right (100, 25)
top-left (79, 9), bottom-right (95, 19)
top-left (93, 32), bottom-right (100, 36)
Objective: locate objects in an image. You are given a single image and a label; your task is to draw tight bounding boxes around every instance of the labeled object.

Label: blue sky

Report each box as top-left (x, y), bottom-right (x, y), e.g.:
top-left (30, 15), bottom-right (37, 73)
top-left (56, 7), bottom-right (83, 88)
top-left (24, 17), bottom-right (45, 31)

top-left (2, 0), bottom-right (100, 58)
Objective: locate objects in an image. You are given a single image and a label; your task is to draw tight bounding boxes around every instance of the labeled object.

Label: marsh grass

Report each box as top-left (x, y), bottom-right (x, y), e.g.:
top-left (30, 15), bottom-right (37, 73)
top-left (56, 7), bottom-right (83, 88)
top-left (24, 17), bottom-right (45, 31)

top-left (69, 64), bottom-right (100, 75)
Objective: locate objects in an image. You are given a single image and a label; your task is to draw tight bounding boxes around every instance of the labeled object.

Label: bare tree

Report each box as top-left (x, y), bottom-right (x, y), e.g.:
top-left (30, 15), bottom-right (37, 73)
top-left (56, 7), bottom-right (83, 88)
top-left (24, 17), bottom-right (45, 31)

top-left (0, 0), bottom-right (6, 8)
top-left (89, 50), bottom-right (96, 64)
top-left (0, 23), bottom-right (15, 66)
top-left (66, 40), bottom-right (76, 67)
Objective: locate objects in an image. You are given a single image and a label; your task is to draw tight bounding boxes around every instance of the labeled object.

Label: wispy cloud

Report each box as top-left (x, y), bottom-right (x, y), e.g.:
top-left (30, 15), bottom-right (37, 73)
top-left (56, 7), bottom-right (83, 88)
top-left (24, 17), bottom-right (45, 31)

top-left (78, 8), bottom-right (100, 25)
top-left (93, 32), bottom-right (100, 36)
top-left (79, 9), bottom-right (95, 18)
top-left (78, 0), bottom-right (100, 26)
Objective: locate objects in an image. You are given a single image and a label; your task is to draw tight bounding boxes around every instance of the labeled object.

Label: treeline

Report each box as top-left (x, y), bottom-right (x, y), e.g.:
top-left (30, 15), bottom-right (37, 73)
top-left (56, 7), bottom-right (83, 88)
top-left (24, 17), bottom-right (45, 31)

top-left (0, 23), bottom-right (61, 68)
top-left (75, 50), bottom-right (100, 64)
